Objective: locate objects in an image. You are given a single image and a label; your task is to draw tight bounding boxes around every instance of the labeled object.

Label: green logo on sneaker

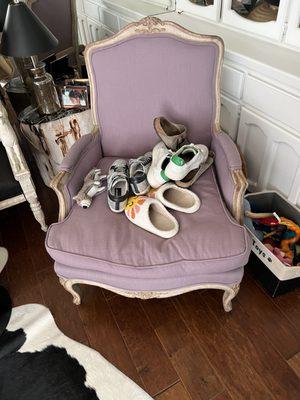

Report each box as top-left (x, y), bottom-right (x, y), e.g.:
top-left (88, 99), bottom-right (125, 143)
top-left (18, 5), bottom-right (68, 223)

top-left (171, 155), bottom-right (185, 166)
top-left (160, 170), bottom-right (170, 182)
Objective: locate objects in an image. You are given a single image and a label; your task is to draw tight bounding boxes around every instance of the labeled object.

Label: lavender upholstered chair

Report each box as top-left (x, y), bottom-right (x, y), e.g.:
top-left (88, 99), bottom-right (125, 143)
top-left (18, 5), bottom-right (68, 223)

top-left (46, 17), bottom-right (251, 311)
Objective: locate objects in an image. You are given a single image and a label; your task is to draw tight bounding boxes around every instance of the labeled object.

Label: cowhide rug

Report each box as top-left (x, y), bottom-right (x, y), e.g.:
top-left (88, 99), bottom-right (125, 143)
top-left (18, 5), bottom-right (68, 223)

top-left (0, 302), bottom-right (152, 400)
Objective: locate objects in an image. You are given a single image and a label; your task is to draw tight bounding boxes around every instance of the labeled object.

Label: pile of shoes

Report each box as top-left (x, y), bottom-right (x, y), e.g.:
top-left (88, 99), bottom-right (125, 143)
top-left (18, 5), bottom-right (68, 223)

top-left (106, 116), bottom-right (214, 238)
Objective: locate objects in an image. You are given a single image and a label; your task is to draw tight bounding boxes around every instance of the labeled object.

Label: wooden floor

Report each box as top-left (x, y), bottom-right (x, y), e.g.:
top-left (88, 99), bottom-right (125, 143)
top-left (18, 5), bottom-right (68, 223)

top-left (0, 183), bottom-right (300, 399)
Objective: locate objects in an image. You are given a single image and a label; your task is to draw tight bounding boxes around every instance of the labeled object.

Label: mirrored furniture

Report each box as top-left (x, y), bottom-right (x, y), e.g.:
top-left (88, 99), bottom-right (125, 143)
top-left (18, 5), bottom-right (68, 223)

top-left (177, 0), bottom-right (222, 22)
top-left (222, 0), bottom-right (289, 40)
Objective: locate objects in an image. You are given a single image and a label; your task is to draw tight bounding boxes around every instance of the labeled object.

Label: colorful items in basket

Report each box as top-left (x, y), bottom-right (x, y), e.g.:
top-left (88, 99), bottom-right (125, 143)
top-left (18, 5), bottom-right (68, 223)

top-left (73, 117), bottom-right (214, 239)
top-left (244, 201), bottom-right (300, 267)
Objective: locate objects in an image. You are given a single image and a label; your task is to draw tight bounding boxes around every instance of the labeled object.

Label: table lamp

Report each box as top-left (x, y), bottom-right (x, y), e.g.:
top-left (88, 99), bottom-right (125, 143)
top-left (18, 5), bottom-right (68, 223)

top-left (0, 0), bottom-right (61, 115)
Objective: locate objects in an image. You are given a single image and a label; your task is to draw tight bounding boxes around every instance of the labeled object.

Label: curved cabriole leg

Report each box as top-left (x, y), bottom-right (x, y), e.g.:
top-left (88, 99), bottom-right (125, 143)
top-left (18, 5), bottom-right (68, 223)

top-left (59, 277), bottom-right (81, 305)
top-left (222, 284), bottom-right (240, 312)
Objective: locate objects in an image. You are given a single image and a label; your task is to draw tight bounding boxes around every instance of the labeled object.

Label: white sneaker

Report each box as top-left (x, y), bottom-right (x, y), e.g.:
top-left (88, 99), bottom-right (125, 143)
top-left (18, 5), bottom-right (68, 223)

top-left (147, 141), bottom-right (172, 189)
top-left (164, 144), bottom-right (208, 181)
top-left (129, 152), bottom-right (152, 195)
top-left (107, 160), bottom-right (129, 213)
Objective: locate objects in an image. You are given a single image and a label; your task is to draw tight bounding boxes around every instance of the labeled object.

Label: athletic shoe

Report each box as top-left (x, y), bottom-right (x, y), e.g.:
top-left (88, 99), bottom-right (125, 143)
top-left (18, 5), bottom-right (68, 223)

top-left (154, 116), bottom-right (187, 151)
top-left (129, 152), bottom-right (152, 195)
top-left (175, 152), bottom-right (214, 188)
top-left (147, 141), bottom-right (172, 189)
top-left (164, 144), bottom-right (209, 181)
top-left (107, 159), bottom-right (129, 213)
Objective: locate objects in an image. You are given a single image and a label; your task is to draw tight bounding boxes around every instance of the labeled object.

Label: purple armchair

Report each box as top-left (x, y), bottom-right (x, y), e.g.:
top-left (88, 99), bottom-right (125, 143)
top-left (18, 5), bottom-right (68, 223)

top-left (46, 17), bottom-right (251, 311)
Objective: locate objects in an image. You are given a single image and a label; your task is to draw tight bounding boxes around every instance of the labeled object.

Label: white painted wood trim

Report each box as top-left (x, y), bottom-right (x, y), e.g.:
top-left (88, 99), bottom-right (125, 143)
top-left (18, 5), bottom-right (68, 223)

top-left (285, 0), bottom-right (300, 50)
top-left (58, 276), bottom-right (240, 312)
top-left (0, 195), bottom-right (26, 211)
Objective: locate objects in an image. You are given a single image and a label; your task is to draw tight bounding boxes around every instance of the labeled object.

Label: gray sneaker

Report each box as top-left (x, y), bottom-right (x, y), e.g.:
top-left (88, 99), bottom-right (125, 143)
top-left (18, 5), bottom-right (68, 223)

top-left (107, 160), bottom-right (129, 213)
top-left (129, 152), bottom-right (152, 195)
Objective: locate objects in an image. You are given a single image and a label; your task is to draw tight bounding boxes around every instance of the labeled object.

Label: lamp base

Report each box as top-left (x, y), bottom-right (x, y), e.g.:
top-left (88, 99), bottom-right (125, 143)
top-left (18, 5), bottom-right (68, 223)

top-left (30, 62), bottom-right (61, 115)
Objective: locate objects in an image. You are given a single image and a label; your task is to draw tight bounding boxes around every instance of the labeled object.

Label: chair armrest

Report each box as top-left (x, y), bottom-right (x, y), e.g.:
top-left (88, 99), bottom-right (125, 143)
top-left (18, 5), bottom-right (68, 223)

top-left (211, 132), bottom-right (248, 224)
top-left (50, 131), bottom-right (102, 221)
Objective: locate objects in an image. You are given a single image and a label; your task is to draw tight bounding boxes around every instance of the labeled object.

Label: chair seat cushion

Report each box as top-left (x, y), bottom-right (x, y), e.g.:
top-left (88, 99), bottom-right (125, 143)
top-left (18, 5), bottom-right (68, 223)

top-left (46, 157), bottom-right (251, 291)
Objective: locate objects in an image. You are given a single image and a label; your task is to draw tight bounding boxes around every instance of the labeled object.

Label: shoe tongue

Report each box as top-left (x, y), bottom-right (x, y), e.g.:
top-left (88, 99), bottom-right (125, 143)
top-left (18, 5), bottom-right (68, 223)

top-left (172, 155), bottom-right (185, 166)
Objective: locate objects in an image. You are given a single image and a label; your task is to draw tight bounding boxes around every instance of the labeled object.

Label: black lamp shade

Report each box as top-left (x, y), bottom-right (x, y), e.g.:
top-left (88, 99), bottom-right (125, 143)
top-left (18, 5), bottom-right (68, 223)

top-left (0, 0), bottom-right (10, 32)
top-left (0, 1), bottom-right (58, 57)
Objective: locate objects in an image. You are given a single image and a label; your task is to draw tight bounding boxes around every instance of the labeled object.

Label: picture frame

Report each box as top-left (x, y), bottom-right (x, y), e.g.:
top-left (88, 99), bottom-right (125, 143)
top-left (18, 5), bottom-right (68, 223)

top-left (59, 85), bottom-right (89, 109)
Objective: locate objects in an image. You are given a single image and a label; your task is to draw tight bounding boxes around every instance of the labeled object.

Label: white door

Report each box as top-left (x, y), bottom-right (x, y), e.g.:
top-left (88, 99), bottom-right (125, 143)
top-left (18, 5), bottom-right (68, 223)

top-left (222, 0), bottom-right (290, 41)
top-left (237, 107), bottom-right (300, 206)
top-left (177, 0), bottom-right (222, 21)
top-left (285, 0), bottom-right (300, 49)
top-left (77, 14), bottom-right (90, 45)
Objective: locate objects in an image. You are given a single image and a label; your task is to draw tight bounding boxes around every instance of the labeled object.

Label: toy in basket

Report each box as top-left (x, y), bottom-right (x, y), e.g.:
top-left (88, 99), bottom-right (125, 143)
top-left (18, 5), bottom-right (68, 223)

top-left (244, 191), bottom-right (300, 297)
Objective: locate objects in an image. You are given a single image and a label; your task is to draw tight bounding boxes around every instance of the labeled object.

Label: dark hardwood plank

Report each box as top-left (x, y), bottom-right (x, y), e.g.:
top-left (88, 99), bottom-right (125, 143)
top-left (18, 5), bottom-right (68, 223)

top-left (6, 248), bottom-right (43, 306)
top-left (78, 287), bottom-right (144, 389)
top-left (18, 203), bottom-right (54, 274)
top-left (204, 290), bottom-right (300, 400)
top-left (155, 382), bottom-right (191, 400)
top-left (175, 290), bottom-right (275, 400)
top-left (109, 295), bottom-right (178, 397)
top-left (212, 391), bottom-right (233, 400)
top-left (238, 275), bottom-right (300, 360)
top-left (288, 352), bottom-right (300, 379)
top-left (0, 206), bottom-right (28, 255)
top-left (142, 298), bottom-right (223, 400)
top-left (273, 287), bottom-right (300, 334)
top-left (37, 268), bottom-right (89, 345)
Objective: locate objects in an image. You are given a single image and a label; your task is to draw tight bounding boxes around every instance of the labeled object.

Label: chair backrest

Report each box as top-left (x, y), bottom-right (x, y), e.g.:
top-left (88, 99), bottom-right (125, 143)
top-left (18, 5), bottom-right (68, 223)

top-left (85, 17), bottom-right (224, 158)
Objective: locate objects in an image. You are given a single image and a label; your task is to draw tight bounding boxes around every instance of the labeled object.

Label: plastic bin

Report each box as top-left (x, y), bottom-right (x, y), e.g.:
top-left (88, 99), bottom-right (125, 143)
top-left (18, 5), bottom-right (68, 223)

top-left (245, 191), bottom-right (300, 296)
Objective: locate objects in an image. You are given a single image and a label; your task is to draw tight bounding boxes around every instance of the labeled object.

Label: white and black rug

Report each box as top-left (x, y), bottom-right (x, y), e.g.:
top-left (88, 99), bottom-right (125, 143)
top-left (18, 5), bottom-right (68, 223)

top-left (0, 302), bottom-right (152, 400)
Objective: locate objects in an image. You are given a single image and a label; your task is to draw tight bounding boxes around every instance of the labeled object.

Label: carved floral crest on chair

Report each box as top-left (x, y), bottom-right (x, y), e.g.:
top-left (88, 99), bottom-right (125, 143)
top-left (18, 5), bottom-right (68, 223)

top-left (133, 16), bottom-right (167, 34)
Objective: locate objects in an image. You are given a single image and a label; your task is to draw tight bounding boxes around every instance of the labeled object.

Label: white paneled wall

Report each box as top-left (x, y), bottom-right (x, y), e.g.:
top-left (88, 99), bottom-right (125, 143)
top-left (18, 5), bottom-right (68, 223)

top-left (237, 108), bottom-right (300, 205)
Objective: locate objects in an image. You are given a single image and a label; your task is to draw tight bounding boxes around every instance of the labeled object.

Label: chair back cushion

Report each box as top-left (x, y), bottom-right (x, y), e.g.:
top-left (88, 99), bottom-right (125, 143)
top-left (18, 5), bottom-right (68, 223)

top-left (86, 18), bottom-right (223, 157)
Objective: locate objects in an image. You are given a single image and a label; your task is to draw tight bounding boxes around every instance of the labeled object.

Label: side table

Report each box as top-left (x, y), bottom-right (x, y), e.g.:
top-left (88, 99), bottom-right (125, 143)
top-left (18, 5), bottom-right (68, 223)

top-left (19, 108), bottom-right (94, 186)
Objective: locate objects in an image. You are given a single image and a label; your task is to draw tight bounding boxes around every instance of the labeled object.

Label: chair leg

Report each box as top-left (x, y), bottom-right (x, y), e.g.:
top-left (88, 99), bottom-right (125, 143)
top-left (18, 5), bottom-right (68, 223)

top-left (59, 277), bottom-right (81, 305)
top-left (18, 173), bottom-right (48, 231)
top-left (28, 196), bottom-right (48, 232)
top-left (222, 284), bottom-right (240, 312)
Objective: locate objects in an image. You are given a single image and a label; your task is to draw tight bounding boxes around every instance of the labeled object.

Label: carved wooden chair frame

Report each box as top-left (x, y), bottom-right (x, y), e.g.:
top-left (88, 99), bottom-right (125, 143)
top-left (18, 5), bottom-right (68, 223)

top-left (51, 17), bottom-right (247, 311)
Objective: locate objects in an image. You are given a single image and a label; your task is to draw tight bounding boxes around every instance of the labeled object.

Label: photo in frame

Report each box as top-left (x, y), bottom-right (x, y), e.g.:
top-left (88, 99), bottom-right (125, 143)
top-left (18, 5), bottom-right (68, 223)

top-left (59, 85), bottom-right (89, 109)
